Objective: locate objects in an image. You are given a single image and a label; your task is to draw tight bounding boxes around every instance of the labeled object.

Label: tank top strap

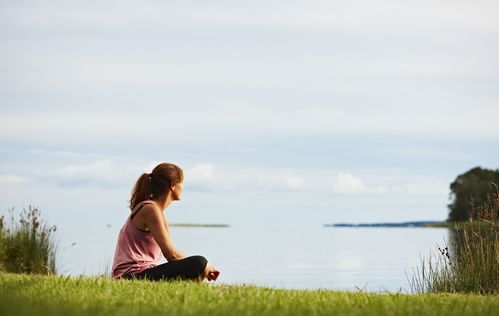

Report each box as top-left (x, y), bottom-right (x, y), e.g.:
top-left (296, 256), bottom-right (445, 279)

top-left (130, 200), bottom-right (156, 220)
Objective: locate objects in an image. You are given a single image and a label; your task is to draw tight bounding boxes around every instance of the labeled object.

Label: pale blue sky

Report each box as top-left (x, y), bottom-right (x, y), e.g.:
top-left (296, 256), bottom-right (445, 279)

top-left (1, 0), bottom-right (498, 232)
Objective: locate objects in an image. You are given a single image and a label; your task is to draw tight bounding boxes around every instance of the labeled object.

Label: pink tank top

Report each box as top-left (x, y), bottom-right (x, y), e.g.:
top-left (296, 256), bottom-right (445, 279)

top-left (112, 200), bottom-right (161, 279)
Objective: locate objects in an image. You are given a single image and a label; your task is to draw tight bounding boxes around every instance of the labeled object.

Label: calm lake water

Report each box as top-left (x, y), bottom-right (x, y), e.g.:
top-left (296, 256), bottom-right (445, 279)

top-left (59, 225), bottom-right (448, 293)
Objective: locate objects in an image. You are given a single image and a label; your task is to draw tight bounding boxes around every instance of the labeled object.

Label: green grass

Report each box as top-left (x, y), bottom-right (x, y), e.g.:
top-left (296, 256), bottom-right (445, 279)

top-left (1, 273), bottom-right (498, 316)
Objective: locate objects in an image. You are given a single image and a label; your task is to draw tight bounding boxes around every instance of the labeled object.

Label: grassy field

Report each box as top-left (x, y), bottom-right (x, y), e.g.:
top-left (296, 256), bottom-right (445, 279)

top-left (1, 273), bottom-right (498, 316)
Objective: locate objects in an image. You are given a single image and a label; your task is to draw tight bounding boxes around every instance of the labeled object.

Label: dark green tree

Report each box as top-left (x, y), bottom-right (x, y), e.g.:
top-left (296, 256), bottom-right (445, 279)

top-left (448, 166), bottom-right (499, 221)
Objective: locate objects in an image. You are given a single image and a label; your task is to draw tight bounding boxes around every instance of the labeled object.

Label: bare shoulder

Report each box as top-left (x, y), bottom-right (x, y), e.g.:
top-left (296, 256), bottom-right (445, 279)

top-left (140, 202), bottom-right (162, 218)
top-left (131, 202), bottom-right (162, 231)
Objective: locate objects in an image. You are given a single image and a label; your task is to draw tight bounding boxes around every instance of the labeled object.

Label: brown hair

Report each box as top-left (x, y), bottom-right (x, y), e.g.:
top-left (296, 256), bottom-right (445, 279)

top-left (130, 162), bottom-right (184, 209)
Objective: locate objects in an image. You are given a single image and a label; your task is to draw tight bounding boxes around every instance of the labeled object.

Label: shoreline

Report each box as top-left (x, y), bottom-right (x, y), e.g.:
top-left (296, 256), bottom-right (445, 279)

top-left (324, 220), bottom-right (447, 228)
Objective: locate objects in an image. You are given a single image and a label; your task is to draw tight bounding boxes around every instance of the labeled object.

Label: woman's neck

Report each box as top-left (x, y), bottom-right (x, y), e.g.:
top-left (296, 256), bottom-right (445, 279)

top-left (153, 193), bottom-right (173, 211)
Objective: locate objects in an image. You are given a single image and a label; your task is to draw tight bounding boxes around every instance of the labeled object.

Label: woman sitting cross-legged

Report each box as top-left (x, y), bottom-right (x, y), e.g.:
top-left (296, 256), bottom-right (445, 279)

top-left (112, 162), bottom-right (220, 282)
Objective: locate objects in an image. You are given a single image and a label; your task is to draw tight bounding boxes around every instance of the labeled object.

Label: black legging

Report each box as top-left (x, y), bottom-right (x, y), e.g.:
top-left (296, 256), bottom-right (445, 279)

top-left (124, 255), bottom-right (208, 281)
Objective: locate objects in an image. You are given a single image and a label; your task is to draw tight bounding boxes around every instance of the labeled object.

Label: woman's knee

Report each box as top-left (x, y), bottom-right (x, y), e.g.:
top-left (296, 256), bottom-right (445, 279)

top-left (183, 255), bottom-right (207, 278)
top-left (190, 255), bottom-right (208, 272)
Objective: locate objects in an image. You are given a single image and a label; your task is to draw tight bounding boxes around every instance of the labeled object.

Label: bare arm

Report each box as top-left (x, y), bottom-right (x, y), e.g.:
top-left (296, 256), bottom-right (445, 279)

top-left (142, 204), bottom-right (186, 261)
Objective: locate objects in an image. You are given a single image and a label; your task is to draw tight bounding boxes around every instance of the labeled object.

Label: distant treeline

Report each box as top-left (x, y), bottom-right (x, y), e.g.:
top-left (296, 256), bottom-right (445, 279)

top-left (169, 223), bottom-right (229, 228)
top-left (325, 221), bottom-right (442, 228)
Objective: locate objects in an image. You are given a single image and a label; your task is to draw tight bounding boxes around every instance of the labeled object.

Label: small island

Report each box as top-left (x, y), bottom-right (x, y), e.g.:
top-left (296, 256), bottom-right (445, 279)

top-left (169, 223), bottom-right (230, 228)
top-left (324, 221), bottom-right (444, 228)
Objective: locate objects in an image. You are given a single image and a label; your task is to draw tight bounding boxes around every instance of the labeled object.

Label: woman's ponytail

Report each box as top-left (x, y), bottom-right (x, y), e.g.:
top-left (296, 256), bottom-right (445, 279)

top-left (130, 173), bottom-right (152, 210)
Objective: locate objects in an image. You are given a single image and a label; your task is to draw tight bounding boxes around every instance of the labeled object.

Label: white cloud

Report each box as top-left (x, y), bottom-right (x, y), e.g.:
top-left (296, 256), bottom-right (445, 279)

top-left (397, 147), bottom-right (473, 161)
top-left (284, 176), bottom-right (305, 190)
top-left (2, 102), bottom-right (499, 145)
top-left (183, 165), bottom-right (433, 196)
top-left (186, 163), bottom-right (216, 185)
top-left (183, 164), bottom-right (306, 192)
top-left (0, 174), bottom-right (29, 183)
top-left (2, 1), bottom-right (497, 32)
top-left (331, 173), bottom-right (365, 194)
top-left (1, 1), bottom-right (498, 144)
top-left (269, 0), bottom-right (499, 32)
top-left (55, 160), bottom-right (114, 178)
top-left (51, 160), bottom-right (116, 186)
top-left (37, 160), bottom-right (141, 188)
top-left (254, 172), bottom-right (306, 191)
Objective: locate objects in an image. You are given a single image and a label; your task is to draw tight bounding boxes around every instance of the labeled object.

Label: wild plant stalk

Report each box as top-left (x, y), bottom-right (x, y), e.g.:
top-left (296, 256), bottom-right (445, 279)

top-left (0, 206), bottom-right (57, 274)
top-left (411, 193), bottom-right (498, 294)
top-left (0, 214), bottom-right (4, 271)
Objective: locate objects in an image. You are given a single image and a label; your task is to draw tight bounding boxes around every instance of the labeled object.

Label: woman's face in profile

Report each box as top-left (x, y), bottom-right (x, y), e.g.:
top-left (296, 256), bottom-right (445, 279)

top-left (171, 182), bottom-right (183, 200)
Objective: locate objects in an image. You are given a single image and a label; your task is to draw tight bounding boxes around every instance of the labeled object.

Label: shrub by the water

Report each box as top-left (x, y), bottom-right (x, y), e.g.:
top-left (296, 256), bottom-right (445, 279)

top-left (0, 206), bottom-right (57, 274)
top-left (448, 167), bottom-right (499, 221)
top-left (412, 193), bottom-right (498, 294)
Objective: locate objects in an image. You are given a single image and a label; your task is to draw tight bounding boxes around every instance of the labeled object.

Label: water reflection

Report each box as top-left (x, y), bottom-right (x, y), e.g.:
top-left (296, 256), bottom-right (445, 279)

top-left (59, 224), bottom-right (450, 292)
top-left (172, 225), bottom-right (449, 292)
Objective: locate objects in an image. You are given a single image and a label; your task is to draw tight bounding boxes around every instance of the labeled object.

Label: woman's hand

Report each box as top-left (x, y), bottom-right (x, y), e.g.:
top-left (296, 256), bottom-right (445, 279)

top-left (206, 265), bottom-right (220, 281)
